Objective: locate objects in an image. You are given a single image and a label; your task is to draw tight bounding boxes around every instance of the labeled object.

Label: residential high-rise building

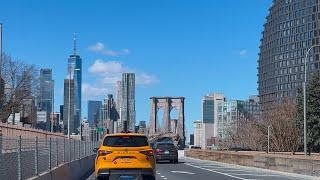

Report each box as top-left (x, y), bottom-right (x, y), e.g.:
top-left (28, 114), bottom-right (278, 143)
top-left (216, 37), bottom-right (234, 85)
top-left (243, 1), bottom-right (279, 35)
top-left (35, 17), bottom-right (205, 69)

top-left (201, 93), bottom-right (225, 148)
top-left (138, 120), bottom-right (147, 134)
top-left (258, 0), bottom-right (320, 110)
top-left (38, 68), bottom-right (54, 131)
top-left (21, 97), bottom-right (37, 126)
top-left (120, 73), bottom-right (135, 132)
top-left (67, 34), bottom-right (82, 134)
top-left (190, 134), bottom-right (194, 146)
top-left (59, 105), bottom-right (64, 124)
top-left (50, 112), bottom-right (61, 132)
top-left (116, 81), bottom-right (122, 132)
top-left (217, 96), bottom-right (261, 140)
top-left (103, 94), bottom-right (119, 134)
top-left (63, 79), bottom-right (75, 135)
top-left (193, 120), bottom-right (202, 147)
top-left (88, 100), bottom-right (102, 127)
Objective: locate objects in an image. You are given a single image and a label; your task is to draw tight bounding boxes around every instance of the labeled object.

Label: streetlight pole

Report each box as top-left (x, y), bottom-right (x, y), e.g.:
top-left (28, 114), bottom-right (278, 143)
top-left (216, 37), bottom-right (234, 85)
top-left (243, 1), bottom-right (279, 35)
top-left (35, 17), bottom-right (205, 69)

top-left (303, 44), bottom-right (320, 156)
top-left (67, 62), bottom-right (71, 139)
top-left (0, 23), bottom-right (2, 76)
top-left (51, 81), bottom-right (54, 132)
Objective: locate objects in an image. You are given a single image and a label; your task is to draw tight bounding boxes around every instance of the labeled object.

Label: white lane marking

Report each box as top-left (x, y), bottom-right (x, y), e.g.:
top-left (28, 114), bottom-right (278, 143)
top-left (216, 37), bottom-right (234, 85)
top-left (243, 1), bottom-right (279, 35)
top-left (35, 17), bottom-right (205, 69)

top-left (157, 172), bottom-right (161, 175)
top-left (185, 163), bottom-right (249, 180)
top-left (163, 178), bottom-right (167, 180)
top-left (170, 170), bottom-right (195, 175)
top-left (231, 173), bottom-right (281, 177)
top-left (161, 175), bottom-right (165, 178)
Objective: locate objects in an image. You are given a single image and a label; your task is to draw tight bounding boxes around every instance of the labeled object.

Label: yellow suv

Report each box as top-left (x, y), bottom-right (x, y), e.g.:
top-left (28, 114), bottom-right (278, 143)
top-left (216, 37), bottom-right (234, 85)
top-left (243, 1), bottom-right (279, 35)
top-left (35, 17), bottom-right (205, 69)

top-left (95, 133), bottom-right (156, 180)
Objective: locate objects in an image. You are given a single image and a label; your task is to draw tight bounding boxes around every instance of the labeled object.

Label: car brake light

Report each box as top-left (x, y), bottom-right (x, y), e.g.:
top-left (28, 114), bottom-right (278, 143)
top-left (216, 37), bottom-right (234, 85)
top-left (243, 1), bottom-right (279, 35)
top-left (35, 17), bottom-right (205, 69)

top-left (98, 150), bottom-right (112, 156)
top-left (140, 150), bottom-right (154, 156)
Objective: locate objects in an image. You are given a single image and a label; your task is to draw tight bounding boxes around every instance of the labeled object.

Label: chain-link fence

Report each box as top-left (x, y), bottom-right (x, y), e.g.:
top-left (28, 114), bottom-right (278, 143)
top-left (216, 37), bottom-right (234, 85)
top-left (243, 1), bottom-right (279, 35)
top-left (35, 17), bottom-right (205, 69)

top-left (0, 136), bottom-right (98, 180)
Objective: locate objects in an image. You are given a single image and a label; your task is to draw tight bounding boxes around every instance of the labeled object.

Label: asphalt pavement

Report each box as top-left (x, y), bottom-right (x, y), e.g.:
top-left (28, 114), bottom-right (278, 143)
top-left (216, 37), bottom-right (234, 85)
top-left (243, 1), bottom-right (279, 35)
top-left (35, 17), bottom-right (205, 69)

top-left (86, 152), bottom-right (316, 180)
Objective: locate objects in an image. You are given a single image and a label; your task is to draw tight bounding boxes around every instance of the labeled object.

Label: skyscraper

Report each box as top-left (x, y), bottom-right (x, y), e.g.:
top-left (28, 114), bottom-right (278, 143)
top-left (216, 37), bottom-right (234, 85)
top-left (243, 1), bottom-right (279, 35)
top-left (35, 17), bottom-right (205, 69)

top-left (65, 34), bottom-right (82, 135)
top-left (87, 100), bottom-right (102, 127)
top-left (63, 79), bottom-right (75, 135)
top-left (258, 0), bottom-right (320, 110)
top-left (38, 68), bottom-right (54, 131)
top-left (120, 73), bottom-right (135, 132)
top-left (116, 81), bottom-right (122, 131)
top-left (201, 93), bottom-right (225, 148)
top-left (103, 94), bottom-right (119, 133)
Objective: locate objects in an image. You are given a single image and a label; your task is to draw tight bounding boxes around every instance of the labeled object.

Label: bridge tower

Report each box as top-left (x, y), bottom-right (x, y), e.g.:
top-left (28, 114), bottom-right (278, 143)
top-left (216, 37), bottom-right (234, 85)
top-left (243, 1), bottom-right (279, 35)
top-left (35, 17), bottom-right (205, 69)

top-left (149, 97), bottom-right (185, 147)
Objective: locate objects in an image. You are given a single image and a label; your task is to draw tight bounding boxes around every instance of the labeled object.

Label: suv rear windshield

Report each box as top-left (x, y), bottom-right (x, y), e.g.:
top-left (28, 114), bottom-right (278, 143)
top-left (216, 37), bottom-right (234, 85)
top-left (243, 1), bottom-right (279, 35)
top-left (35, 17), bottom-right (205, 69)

top-left (103, 136), bottom-right (149, 147)
top-left (156, 143), bottom-right (176, 150)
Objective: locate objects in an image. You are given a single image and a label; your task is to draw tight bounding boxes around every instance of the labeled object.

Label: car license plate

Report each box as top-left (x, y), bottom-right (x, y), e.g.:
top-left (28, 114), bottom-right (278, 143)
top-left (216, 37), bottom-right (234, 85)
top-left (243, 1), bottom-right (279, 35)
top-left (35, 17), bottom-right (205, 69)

top-left (165, 150), bottom-right (169, 154)
top-left (122, 158), bottom-right (131, 162)
top-left (119, 175), bottom-right (134, 180)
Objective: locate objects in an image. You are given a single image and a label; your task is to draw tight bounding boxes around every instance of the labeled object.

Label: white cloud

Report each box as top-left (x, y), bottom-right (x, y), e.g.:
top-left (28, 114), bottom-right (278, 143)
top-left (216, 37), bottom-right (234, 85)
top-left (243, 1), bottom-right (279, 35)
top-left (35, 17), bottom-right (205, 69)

top-left (82, 83), bottom-right (112, 101)
top-left (136, 73), bottom-right (159, 85)
top-left (83, 59), bottom-right (158, 101)
top-left (88, 60), bottom-right (129, 74)
top-left (87, 42), bottom-right (130, 57)
top-left (239, 49), bottom-right (248, 56)
top-left (88, 59), bottom-right (159, 86)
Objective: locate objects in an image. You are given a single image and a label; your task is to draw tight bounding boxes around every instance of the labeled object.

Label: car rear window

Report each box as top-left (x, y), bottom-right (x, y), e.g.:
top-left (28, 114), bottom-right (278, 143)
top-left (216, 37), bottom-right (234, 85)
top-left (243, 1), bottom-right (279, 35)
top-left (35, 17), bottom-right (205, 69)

top-left (103, 136), bottom-right (149, 147)
top-left (157, 143), bottom-right (176, 150)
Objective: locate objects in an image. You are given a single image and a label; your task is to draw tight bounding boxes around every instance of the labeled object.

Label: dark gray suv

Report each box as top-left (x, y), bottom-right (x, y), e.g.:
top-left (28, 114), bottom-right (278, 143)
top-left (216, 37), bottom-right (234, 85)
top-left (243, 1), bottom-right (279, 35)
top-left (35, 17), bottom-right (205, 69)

top-left (153, 142), bottom-right (178, 163)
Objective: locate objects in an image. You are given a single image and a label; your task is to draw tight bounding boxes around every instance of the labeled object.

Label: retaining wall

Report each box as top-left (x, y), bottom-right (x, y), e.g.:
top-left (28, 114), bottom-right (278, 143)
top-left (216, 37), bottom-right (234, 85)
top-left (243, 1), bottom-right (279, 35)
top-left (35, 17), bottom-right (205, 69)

top-left (185, 149), bottom-right (320, 177)
top-left (29, 154), bottom-right (95, 180)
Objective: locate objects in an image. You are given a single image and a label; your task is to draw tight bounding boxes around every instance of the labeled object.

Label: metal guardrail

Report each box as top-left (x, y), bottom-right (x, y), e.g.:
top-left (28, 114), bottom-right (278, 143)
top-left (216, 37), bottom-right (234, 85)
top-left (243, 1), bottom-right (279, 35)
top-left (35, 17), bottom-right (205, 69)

top-left (0, 135), bottom-right (98, 180)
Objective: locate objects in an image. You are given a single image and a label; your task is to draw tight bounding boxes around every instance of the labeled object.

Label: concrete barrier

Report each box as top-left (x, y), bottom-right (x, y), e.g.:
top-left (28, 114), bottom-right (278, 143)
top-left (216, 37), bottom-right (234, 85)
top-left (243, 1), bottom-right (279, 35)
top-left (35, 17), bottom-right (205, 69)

top-left (185, 149), bottom-right (320, 177)
top-left (29, 154), bottom-right (95, 180)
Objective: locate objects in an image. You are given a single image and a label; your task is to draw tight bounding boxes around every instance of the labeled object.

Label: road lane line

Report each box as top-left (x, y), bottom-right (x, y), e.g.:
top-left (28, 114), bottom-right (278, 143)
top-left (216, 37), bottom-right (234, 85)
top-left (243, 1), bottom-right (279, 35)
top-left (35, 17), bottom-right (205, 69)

top-left (185, 163), bottom-right (249, 180)
top-left (170, 170), bottom-right (195, 175)
top-left (231, 173), bottom-right (281, 177)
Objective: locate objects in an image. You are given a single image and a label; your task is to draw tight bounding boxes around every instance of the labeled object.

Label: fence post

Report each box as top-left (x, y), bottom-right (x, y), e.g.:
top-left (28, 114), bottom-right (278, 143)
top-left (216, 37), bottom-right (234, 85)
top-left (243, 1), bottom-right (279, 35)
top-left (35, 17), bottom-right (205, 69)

top-left (0, 129), bottom-right (2, 153)
top-left (73, 139), bottom-right (75, 160)
top-left (69, 139), bottom-right (71, 162)
top-left (56, 138), bottom-right (58, 167)
top-left (49, 137), bottom-right (51, 170)
top-left (84, 140), bottom-right (86, 157)
top-left (63, 138), bottom-right (65, 163)
top-left (17, 136), bottom-right (22, 180)
top-left (35, 136), bottom-right (38, 176)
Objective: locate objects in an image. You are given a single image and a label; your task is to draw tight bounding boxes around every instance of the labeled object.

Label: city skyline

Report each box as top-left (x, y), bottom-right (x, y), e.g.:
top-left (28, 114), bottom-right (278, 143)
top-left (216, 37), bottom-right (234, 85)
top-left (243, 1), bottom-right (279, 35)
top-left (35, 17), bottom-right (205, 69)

top-left (0, 0), bottom-right (272, 133)
top-left (1, 1), bottom-right (320, 179)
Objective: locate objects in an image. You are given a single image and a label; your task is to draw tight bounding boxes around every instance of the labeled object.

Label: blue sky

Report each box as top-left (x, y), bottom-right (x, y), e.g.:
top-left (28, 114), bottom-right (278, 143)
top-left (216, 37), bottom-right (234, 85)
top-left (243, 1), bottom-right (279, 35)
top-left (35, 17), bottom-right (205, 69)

top-left (0, 0), bottom-right (272, 134)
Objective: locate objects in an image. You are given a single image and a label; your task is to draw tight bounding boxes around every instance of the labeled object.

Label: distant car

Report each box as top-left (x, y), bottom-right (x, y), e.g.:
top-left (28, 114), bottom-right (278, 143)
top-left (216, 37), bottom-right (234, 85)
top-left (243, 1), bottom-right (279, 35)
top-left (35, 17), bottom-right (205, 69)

top-left (94, 133), bottom-right (156, 180)
top-left (154, 142), bottom-right (178, 163)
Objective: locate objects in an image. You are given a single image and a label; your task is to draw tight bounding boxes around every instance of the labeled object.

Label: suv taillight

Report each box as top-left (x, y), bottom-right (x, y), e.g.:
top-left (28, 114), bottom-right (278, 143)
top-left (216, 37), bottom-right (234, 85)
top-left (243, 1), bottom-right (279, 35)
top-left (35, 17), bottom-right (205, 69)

top-left (98, 150), bottom-right (112, 156)
top-left (140, 150), bottom-right (154, 156)
top-left (156, 149), bottom-right (162, 153)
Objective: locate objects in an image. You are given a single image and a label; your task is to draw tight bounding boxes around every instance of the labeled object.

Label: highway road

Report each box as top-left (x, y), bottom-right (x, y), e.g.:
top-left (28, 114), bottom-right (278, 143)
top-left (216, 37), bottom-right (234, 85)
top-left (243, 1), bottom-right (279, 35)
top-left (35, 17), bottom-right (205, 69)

top-left (87, 155), bottom-right (310, 180)
top-left (154, 158), bottom-right (304, 180)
